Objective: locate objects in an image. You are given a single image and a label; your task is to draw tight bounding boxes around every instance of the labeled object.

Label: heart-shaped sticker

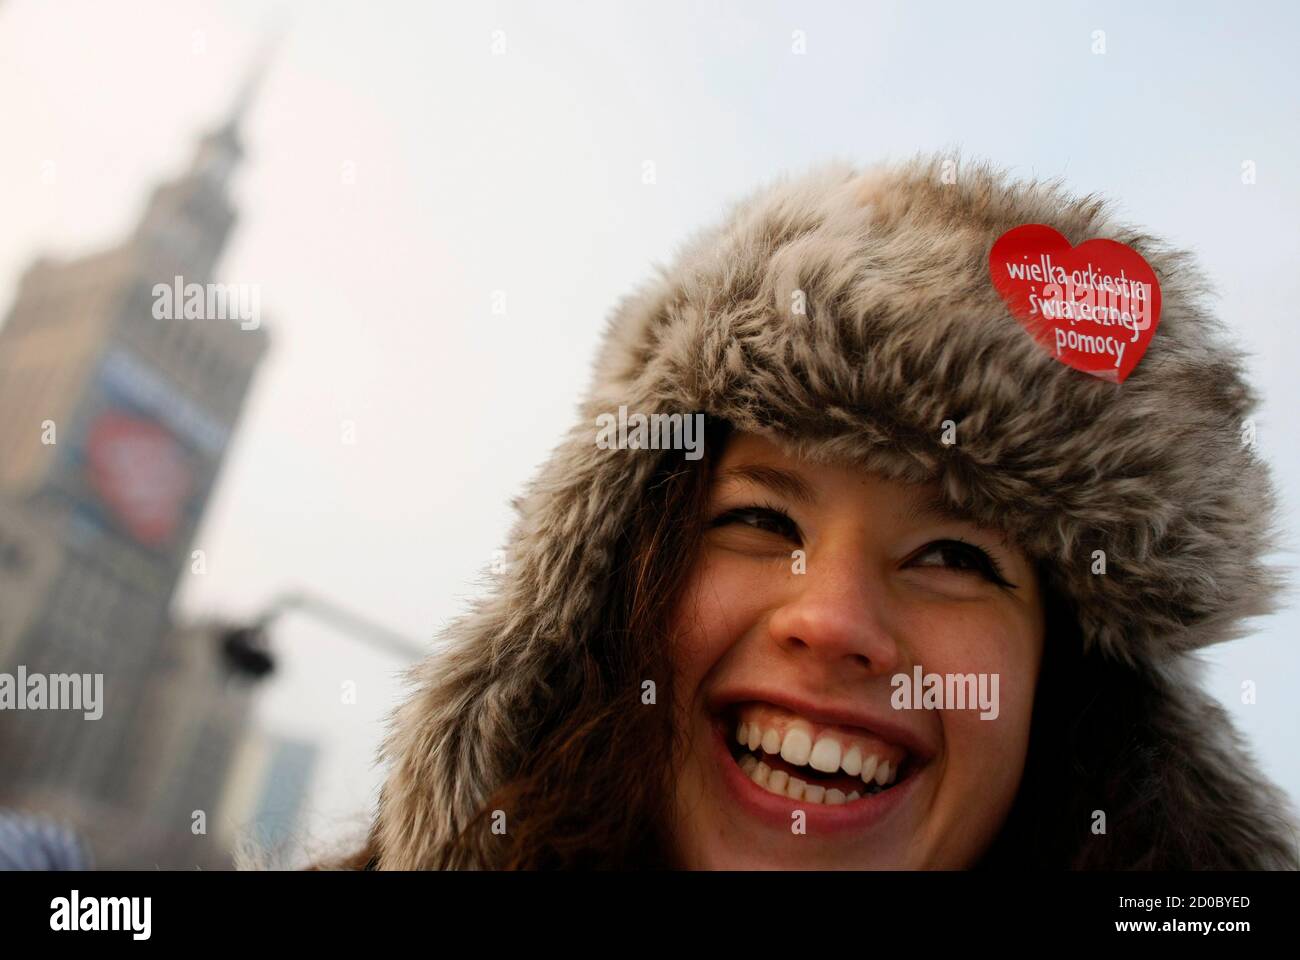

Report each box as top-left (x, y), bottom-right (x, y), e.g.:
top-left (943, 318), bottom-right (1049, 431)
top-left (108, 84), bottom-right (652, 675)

top-left (989, 224), bottom-right (1162, 383)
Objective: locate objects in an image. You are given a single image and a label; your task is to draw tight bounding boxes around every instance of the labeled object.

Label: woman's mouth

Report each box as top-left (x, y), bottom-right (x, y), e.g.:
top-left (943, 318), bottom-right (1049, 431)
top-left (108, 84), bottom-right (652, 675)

top-left (720, 701), bottom-right (915, 804)
top-left (707, 699), bottom-right (930, 833)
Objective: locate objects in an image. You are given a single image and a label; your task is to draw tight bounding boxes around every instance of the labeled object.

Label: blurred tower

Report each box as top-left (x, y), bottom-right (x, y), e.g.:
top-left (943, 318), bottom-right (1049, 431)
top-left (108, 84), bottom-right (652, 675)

top-left (0, 61), bottom-right (271, 846)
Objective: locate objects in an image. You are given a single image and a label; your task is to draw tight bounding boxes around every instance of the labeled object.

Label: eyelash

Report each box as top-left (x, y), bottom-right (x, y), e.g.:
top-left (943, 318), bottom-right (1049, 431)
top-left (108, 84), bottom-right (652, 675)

top-left (708, 503), bottom-right (1018, 588)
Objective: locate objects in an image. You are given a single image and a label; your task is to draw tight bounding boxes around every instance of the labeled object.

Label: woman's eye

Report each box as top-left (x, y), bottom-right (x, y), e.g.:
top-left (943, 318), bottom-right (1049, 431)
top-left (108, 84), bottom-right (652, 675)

top-left (909, 540), bottom-right (1016, 587)
top-left (708, 505), bottom-right (800, 541)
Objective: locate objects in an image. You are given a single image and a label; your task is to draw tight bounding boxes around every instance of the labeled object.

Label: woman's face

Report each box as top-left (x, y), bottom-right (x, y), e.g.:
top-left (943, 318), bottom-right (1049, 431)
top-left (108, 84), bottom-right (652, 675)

top-left (668, 431), bottom-right (1046, 868)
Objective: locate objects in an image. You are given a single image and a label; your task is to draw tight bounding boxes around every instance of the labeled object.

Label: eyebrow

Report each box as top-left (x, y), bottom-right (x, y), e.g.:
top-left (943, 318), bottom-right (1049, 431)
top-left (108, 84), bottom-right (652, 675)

top-left (714, 463), bottom-right (818, 505)
top-left (903, 490), bottom-right (983, 528)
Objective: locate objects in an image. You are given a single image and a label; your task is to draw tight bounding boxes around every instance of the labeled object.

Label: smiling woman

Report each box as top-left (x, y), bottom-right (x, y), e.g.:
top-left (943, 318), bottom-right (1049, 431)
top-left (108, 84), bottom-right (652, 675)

top-left (319, 155), bottom-right (1298, 870)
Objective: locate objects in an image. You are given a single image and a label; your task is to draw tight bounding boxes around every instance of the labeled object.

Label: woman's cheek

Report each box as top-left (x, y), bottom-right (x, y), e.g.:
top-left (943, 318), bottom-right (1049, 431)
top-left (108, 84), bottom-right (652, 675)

top-left (909, 599), bottom-right (1039, 729)
top-left (911, 611), bottom-right (1039, 866)
top-left (670, 553), bottom-right (771, 674)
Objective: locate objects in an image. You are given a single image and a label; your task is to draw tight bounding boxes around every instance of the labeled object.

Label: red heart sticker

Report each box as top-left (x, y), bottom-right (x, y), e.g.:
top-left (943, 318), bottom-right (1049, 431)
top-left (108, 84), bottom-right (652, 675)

top-left (989, 224), bottom-right (1162, 383)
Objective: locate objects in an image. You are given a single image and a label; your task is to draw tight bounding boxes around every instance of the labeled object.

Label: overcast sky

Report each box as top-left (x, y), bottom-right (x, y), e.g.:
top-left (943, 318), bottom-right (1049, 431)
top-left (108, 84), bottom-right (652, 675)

top-left (3, 0), bottom-right (1298, 854)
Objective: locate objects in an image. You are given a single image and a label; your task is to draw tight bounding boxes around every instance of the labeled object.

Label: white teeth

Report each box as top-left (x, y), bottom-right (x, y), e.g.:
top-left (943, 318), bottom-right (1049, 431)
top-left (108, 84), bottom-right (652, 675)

top-left (809, 737), bottom-right (842, 773)
top-left (859, 754), bottom-right (879, 783)
top-left (841, 744), bottom-right (863, 777)
top-left (779, 728), bottom-right (812, 766)
top-left (730, 709), bottom-right (912, 804)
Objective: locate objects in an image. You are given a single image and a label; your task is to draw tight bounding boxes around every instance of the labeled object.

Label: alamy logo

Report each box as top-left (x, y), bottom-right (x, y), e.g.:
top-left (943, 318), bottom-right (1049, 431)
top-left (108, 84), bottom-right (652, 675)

top-left (50, 890), bottom-right (151, 940)
top-left (595, 405), bottom-right (705, 460)
top-left (152, 275), bottom-right (261, 330)
top-left (0, 667), bottom-right (103, 720)
top-left (890, 666), bottom-right (1000, 720)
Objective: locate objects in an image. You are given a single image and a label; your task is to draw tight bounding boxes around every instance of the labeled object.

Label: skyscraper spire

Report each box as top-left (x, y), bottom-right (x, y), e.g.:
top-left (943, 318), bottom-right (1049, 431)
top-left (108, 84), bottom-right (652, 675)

top-left (133, 33), bottom-right (281, 277)
top-left (214, 30), bottom-right (280, 145)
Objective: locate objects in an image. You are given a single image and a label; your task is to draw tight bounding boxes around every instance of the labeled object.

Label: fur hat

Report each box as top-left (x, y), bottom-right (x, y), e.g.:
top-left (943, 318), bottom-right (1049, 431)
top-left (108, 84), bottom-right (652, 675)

top-left (367, 155), bottom-right (1298, 869)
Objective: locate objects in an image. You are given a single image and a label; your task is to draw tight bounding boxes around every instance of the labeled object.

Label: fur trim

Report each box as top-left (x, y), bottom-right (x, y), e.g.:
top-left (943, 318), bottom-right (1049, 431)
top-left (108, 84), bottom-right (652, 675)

top-left (371, 155), bottom-right (1298, 869)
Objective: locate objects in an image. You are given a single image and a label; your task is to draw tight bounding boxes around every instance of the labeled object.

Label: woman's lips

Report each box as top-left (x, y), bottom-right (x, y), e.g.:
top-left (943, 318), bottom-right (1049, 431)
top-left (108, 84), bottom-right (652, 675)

top-left (710, 711), bottom-right (925, 835)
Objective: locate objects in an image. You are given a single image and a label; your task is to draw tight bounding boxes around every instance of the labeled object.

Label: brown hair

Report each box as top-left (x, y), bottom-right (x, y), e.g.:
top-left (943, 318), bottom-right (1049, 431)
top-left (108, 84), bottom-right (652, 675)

top-left (437, 415), bottom-right (732, 868)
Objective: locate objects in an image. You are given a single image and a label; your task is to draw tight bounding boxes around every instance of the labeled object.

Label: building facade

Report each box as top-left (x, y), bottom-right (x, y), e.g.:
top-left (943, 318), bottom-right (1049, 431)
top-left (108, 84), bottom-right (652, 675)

top-left (0, 79), bottom-right (271, 865)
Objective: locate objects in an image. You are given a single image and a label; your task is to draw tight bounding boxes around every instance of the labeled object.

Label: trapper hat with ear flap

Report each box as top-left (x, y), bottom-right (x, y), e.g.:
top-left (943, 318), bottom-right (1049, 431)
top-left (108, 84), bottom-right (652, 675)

top-left (368, 155), bottom-right (1299, 870)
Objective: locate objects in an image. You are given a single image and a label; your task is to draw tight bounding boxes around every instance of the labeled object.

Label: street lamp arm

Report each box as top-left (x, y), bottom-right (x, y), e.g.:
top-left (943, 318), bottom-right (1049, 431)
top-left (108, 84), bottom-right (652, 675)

top-left (253, 590), bottom-right (427, 662)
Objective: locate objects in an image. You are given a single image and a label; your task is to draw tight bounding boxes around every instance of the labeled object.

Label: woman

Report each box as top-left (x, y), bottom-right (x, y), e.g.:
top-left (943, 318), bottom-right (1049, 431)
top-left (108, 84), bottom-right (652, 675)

top-left (332, 155), bottom-right (1298, 869)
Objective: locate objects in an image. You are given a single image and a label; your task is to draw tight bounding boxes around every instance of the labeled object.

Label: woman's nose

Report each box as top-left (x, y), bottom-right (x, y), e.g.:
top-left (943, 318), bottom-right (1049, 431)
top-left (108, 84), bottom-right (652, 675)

top-left (765, 546), bottom-right (902, 678)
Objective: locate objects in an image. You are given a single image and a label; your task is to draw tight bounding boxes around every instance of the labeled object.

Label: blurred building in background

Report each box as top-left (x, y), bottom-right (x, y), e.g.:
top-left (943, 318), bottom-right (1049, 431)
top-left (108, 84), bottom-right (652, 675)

top-left (0, 68), bottom-right (284, 867)
top-left (219, 731), bottom-right (320, 866)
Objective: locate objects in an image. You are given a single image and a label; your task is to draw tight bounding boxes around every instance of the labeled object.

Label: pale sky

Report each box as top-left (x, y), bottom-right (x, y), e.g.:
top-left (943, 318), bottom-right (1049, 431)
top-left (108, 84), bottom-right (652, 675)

top-left (2, 0), bottom-right (1298, 857)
